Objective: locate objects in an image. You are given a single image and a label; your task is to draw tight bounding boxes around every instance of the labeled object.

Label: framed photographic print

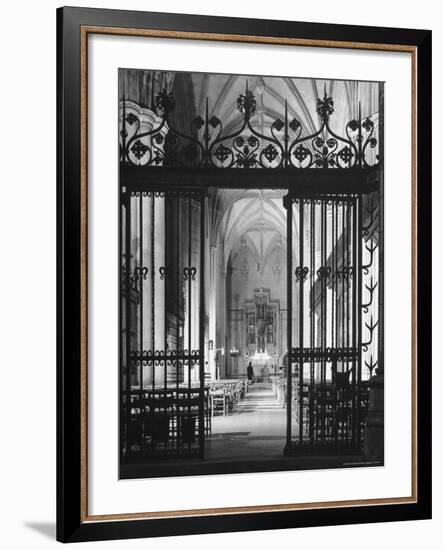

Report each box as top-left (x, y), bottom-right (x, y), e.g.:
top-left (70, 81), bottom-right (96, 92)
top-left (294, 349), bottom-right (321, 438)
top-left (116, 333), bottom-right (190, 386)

top-left (57, 6), bottom-right (432, 543)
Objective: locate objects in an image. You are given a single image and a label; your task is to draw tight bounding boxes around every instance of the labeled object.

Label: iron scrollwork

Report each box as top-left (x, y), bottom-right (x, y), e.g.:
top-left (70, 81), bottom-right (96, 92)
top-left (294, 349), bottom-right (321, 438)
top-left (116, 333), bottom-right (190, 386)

top-left (361, 315), bottom-right (379, 353)
top-left (129, 349), bottom-right (202, 367)
top-left (317, 266), bottom-right (332, 279)
top-left (158, 266), bottom-right (170, 280)
top-left (120, 83), bottom-right (379, 169)
top-left (295, 266), bottom-right (309, 281)
top-left (336, 266), bottom-right (354, 280)
top-left (122, 262), bottom-right (148, 290)
top-left (360, 195), bottom-right (380, 376)
top-left (290, 346), bottom-right (358, 363)
top-left (183, 267), bottom-right (197, 281)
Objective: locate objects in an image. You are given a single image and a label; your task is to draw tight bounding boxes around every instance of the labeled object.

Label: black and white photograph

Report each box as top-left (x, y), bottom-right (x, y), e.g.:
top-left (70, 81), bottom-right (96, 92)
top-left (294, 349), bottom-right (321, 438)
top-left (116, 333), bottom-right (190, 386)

top-left (119, 69), bottom-right (384, 479)
top-left (0, 0), bottom-right (436, 545)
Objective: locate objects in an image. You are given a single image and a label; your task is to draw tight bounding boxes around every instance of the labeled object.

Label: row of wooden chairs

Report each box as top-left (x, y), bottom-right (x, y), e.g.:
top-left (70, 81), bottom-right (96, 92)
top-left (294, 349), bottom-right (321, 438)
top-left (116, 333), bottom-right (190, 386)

top-left (209, 379), bottom-right (247, 416)
top-left (293, 382), bottom-right (370, 441)
top-left (123, 387), bottom-right (211, 456)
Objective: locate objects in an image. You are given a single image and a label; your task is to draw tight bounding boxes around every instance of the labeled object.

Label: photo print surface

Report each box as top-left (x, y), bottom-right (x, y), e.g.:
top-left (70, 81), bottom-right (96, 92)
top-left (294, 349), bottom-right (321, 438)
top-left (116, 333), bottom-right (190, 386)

top-left (119, 69), bottom-right (383, 480)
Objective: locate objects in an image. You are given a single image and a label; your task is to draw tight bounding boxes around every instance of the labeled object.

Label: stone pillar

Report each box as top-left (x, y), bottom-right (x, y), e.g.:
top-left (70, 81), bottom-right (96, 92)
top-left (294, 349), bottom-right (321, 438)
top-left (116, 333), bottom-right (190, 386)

top-left (220, 269), bottom-right (227, 378)
top-left (208, 245), bottom-right (218, 380)
top-left (215, 244), bottom-right (227, 378)
top-left (364, 369), bottom-right (384, 461)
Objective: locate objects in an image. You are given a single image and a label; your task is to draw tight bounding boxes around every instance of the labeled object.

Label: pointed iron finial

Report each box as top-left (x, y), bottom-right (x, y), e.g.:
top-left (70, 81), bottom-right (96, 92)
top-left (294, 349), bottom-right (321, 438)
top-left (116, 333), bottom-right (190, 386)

top-left (237, 79), bottom-right (256, 120)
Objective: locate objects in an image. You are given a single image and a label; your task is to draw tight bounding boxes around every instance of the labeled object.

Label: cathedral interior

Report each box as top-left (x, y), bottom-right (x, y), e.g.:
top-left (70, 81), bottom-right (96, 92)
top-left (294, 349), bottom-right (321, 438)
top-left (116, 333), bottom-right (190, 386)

top-left (119, 69), bottom-right (383, 478)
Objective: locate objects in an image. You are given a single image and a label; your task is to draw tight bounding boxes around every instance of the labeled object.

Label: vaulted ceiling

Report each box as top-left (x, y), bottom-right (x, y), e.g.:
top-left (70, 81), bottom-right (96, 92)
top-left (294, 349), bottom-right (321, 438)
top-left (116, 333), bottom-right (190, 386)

top-left (209, 189), bottom-right (287, 267)
top-left (190, 73), bottom-right (380, 139)
top-left (121, 70), bottom-right (380, 145)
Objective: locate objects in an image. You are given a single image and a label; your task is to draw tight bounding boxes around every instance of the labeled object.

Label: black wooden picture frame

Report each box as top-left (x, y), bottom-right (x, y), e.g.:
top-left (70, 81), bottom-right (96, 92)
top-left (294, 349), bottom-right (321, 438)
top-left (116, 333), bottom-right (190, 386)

top-left (57, 6), bottom-right (432, 543)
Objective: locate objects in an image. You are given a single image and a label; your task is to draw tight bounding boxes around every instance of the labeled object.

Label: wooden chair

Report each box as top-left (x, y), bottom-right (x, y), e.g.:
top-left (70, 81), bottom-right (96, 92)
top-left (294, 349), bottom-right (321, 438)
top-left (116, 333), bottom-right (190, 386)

top-left (210, 388), bottom-right (226, 416)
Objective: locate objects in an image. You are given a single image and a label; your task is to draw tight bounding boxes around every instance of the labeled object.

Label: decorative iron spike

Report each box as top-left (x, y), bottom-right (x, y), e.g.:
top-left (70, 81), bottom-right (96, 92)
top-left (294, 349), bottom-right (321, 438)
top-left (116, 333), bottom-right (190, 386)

top-left (121, 85), bottom-right (378, 169)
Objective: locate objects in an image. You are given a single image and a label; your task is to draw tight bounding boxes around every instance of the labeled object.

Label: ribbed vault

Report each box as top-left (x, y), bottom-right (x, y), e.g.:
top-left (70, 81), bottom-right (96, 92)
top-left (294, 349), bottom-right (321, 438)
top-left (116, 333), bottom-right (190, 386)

top-left (191, 73), bottom-right (379, 139)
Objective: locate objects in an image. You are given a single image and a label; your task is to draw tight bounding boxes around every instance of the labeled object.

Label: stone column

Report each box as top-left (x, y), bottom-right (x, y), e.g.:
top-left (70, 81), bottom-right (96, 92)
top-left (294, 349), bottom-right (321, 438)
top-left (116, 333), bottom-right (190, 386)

top-left (208, 245), bottom-right (218, 380)
top-left (220, 267), bottom-right (227, 378)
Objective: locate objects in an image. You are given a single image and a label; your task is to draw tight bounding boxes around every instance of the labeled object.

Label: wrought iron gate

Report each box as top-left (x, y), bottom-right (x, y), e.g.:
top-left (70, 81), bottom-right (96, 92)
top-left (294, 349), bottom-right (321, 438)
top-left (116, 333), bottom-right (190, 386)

top-left (121, 189), bottom-right (207, 461)
top-left (119, 72), bottom-right (383, 465)
top-left (284, 191), bottom-right (380, 454)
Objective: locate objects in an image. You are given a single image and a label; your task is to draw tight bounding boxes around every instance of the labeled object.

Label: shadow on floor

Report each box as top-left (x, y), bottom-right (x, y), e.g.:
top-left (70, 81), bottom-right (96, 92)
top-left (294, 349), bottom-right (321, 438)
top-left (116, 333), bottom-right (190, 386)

top-left (24, 522), bottom-right (56, 540)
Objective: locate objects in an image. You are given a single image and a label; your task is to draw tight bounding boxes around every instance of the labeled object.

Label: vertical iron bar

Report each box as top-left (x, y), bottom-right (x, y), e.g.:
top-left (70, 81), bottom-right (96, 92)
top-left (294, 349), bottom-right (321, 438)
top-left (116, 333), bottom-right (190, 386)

top-left (285, 194), bottom-right (293, 452)
top-left (330, 200), bottom-right (338, 443)
top-left (164, 195), bottom-right (168, 396)
top-left (119, 190), bottom-right (124, 464)
top-left (163, 194), bottom-right (168, 455)
top-left (341, 201), bottom-right (345, 444)
top-left (124, 193), bottom-right (131, 456)
top-left (175, 193), bottom-right (180, 454)
top-left (333, 200), bottom-right (339, 446)
top-left (199, 195), bottom-right (206, 459)
top-left (151, 196), bottom-right (156, 455)
top-left (187, 195), bottom-right (192, 450)
top-left (340, 201), bottom-right (345, 442)
top-left (139, 194), bottom-right (143, 454)
top-left (151, 196), bottom-right (155, 395)
top-left (335, 202), bottom-right (339, 349)
top-left (324, 200), bottom-right (328, 441)
top-left (310, 200), bottom-right (315, 443)
top-left (176, 195), bottom-right (180, 396)
top-left (321, 200), bottom-right (326, 442)
top-left (298, 199), bottom-right (304, 443)
top-left (357, 197), bottom-right (363, 446)
top-left (352, 197), bottom-right (358, 446)
top-left (139, 195), bottom-right (143, 397)
top-left (331, 201), bottom-right (335, 354)
top-left (345, 201), bottom-right (351, 443)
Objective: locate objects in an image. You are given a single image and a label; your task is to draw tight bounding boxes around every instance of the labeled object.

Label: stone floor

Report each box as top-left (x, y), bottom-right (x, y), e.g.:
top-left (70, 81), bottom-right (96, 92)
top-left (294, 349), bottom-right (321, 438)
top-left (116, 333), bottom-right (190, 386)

top-left (120, 382), bottom-right (376, 478)
top-left (206, 382), bottom-right (289, 461)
